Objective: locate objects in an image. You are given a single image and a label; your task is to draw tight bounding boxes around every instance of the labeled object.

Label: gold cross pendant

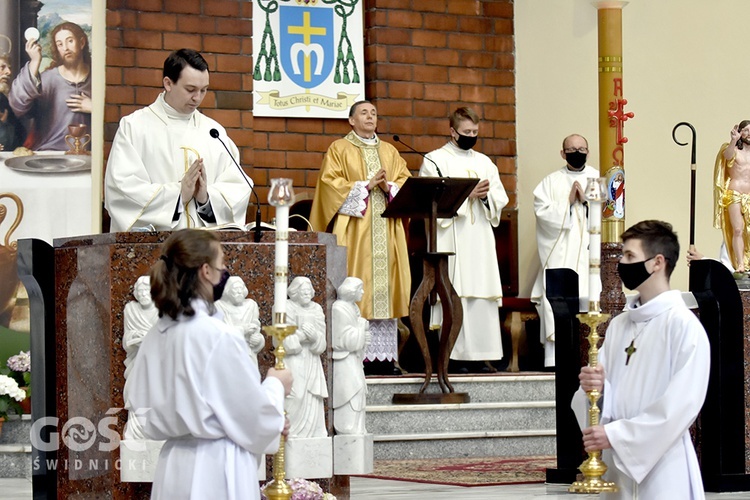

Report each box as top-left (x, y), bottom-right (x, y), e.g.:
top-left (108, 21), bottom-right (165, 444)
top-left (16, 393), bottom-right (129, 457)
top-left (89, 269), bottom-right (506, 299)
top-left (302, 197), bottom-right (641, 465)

top-left (625, 340), bottom-right (637, 366)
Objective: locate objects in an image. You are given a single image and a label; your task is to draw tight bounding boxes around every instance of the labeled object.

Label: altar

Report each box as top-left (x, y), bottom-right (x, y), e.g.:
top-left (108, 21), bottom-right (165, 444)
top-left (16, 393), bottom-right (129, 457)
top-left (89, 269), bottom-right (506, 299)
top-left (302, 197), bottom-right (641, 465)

top-left (19, 230), bottom-right (349, 499)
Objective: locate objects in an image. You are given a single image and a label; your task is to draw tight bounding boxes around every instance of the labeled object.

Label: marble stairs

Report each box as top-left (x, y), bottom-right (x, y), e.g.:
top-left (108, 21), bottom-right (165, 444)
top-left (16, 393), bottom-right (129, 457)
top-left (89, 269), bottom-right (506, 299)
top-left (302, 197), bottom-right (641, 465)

top-left (0, 374), bottom-right (557, 477)
top-left (365, 373), bottom-right (556, 460)
top-left (0, 415), bottom-right (32, 478)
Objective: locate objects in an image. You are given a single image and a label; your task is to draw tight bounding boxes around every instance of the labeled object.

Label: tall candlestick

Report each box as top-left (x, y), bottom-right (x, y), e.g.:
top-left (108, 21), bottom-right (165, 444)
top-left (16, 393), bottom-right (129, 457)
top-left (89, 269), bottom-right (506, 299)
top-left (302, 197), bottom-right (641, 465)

top-left (269, 178), bottom-right (295, 324)
top-left (585, 177), bottom-right (607, 312)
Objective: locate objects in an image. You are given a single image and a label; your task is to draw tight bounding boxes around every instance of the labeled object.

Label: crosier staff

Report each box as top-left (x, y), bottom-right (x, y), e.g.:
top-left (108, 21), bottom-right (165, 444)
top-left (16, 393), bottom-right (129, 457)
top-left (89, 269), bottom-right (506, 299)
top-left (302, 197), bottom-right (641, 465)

top-left (672, 122), bottom-right (698, 252)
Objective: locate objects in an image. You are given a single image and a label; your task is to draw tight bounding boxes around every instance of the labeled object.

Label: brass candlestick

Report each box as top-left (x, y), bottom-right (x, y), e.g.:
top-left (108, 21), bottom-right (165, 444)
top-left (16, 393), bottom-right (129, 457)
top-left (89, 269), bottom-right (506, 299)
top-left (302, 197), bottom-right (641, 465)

top-left (262, 312), bottom-right (297, 500)
top-left (569, 311), bottom-right (618, 494)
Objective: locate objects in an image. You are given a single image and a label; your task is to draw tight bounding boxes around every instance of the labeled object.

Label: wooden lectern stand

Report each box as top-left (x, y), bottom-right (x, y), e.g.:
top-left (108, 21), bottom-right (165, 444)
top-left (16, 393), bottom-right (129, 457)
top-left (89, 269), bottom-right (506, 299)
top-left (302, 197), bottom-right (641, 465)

top-left (383, 177), bottom-right (477, 404)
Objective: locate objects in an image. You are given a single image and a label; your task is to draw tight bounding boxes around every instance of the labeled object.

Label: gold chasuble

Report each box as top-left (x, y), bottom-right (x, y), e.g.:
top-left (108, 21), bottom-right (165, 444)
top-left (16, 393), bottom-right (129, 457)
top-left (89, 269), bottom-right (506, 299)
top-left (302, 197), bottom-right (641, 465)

top-left (310, 132), bottom-right (411, 320)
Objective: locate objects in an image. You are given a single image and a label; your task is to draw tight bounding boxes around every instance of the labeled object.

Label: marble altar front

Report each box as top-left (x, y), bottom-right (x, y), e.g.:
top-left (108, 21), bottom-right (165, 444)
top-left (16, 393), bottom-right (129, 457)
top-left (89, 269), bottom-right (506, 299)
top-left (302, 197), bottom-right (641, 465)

top-left (46, 231), bottom-right (347, 499)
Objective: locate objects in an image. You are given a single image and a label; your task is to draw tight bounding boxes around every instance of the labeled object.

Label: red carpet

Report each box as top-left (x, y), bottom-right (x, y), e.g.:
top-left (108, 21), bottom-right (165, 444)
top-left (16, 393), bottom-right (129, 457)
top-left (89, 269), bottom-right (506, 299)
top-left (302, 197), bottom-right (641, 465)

top-left (357, 455), bottom-right (557, 487)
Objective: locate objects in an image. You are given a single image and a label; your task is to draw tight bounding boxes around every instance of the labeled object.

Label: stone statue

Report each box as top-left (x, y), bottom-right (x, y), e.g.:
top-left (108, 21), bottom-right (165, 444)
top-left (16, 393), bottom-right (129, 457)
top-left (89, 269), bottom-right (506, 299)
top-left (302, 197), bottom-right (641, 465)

top-left (280, 276), bottom-right (329, 438)
top-left (215, 276), bottom-right (264, 364)
top-left (122, 275), bottom-right (158, 440)
top-left (332, 277), bottom-right (370, 435)
top-left (123, 276), bottom-right (158, 379)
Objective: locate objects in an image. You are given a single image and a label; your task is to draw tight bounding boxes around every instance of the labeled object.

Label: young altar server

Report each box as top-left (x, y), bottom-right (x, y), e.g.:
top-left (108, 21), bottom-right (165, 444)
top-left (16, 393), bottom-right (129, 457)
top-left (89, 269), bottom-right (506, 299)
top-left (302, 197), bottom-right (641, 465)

top-left (573, 220), bottom-right (710, 499)
top-left (419, 106), bottom-right (508, 372)
top-left (125, 229), bottom-right (292, 499)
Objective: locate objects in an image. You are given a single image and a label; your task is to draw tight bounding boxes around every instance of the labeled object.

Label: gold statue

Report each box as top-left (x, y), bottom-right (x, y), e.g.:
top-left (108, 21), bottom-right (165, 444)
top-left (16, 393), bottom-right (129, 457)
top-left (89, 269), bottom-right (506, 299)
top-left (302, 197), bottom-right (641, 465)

top-left (714, 120), bottom-right (750, 275)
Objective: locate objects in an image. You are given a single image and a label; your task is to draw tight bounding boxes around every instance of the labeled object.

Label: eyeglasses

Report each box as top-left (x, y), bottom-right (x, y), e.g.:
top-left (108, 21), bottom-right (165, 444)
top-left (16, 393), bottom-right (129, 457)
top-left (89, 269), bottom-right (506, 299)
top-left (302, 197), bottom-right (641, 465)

top-left (563, 147), bottom-right (588, 154)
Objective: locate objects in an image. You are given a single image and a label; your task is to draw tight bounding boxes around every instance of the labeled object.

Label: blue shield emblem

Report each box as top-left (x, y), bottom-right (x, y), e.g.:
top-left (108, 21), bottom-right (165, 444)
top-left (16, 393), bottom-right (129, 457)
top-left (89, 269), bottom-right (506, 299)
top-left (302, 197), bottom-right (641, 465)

top-left (280, 6), bottom-right (334, 89)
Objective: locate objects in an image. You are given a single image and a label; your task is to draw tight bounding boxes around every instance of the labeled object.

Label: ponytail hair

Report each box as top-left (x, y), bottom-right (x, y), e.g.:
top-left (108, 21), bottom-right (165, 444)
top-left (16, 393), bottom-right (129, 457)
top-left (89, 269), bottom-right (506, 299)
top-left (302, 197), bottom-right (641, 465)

top-left (150, 229), bottom-right (221, 320)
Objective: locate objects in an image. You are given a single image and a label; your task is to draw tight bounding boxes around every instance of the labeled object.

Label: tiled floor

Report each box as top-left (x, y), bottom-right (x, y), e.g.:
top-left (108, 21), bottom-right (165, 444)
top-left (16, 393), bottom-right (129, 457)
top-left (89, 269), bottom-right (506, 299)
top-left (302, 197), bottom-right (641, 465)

top-left (2, 477), bottom-right (750, 499)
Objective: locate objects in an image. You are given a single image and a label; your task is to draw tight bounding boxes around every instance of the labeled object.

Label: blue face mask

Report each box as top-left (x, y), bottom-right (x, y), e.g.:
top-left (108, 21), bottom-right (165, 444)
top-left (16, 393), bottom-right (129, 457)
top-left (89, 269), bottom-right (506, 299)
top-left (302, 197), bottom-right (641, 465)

top-left (617, 256), bottom-right (655, 290)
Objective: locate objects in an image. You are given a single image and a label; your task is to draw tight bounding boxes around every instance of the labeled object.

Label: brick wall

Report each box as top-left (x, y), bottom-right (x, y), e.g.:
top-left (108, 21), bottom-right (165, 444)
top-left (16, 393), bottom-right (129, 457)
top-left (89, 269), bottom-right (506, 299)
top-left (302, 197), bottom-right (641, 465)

top-left (104, 0), bottom-right (516, 224)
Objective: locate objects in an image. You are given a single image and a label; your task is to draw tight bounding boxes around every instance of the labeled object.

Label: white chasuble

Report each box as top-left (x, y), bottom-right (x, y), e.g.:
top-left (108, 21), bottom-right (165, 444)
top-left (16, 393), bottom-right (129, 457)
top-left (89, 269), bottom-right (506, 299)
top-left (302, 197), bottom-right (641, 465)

top-left (572, 290), bottom-right (710, 499)
top-left (105, 93), bottom-right (251, 232)
top-left (531, 165), bottom-right (600, 366)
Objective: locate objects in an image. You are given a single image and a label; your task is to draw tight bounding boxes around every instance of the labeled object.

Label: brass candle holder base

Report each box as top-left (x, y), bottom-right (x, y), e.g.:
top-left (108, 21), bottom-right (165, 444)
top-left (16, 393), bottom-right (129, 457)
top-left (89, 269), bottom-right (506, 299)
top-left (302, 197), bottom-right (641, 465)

top-left (568, 453), bottom-right (618, 493)
top-left (569, 311), bottom-right (618, 494)
top-left (262, 316), bottom-right (297, 500)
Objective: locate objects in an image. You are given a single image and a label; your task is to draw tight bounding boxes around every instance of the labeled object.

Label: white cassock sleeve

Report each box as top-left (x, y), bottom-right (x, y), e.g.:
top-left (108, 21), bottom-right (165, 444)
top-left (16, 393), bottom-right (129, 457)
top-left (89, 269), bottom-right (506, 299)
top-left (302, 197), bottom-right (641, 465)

top-left (533, 173), bottom-right (574, 251)
top-left (201, 333), bottom-right (285, 455)
top-left (484, 159), bottom-right (508, 226)
top-left (105, 116), bottom-right (183, 231)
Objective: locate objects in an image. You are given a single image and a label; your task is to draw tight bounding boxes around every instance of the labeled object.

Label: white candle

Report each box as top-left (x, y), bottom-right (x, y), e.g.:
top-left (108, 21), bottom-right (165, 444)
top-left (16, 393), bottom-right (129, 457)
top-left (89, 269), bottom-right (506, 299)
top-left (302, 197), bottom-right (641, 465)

top-left (588, 198), bottom-right (602, 311)
top-left (273, 204), bottom-right (289, 318)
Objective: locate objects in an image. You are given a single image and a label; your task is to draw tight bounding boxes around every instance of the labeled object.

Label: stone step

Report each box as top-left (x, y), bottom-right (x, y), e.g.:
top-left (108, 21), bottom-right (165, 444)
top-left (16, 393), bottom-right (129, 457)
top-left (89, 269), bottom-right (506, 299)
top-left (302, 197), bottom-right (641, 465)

top-left (365, 372), bottom-right (557, 460)
top-left (367, 401), bottom-right (556, 434)
top-left (366, 373), bottom-right (555, 405)
top-left (0, 444), bottom-right (32, 478)
top-left (0, 416), bottom-right (32, 479)
top-left (373, 432), bottom-right (556, 460)
top-left (0, 415), bottom-right (31, 445)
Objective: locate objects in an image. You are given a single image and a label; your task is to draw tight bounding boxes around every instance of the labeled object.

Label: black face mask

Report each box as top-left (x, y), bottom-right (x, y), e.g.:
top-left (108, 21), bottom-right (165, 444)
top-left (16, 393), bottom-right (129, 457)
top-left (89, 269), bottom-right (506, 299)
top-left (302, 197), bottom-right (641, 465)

top-left (455, 133), bottom-right (477, 151)
top-left (565, 151), bottom-right (587, 170)
top-left (213, 269), bottom-right (231, 301)
top-left (617, 256), bottom-right (655, 290)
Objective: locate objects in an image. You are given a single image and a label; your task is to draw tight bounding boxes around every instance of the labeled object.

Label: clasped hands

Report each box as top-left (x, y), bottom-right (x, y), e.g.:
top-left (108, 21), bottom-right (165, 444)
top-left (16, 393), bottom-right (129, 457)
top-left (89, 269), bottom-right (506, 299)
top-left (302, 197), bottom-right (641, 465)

top-left (181, 158), bottom-right (208, 205)
top-left (569, 180), bottom-right (586, 205)
top-left (579, 364), bottom-right (611, 452)
top-left (367, 168), bottom-right (389, 192)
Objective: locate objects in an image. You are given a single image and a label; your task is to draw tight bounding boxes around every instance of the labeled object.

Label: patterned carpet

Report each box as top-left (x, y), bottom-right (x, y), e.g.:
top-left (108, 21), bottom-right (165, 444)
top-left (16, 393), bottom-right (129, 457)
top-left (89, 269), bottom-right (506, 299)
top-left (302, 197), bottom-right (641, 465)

top-left (358, 455), bottom-right (557, 487)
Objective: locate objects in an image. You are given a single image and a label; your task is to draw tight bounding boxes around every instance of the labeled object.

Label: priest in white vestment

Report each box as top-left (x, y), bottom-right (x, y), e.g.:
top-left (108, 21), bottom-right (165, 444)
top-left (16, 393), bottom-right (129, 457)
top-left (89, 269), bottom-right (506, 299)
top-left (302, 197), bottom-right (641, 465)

top-left (125, 229), bottom-right (291, 499)
top-left (532, 134), bottom-right (600, 367)
top-left (419, 107), bottom-right (508, 369)
top-left (573, 220), bottom-right (710, 499)
top-left (105, 49), bottom-right (251, 232)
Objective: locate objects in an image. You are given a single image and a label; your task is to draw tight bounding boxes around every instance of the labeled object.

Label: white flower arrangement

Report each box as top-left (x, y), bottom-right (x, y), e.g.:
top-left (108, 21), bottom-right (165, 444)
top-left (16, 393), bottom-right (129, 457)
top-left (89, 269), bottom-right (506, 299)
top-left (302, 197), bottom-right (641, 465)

top-left (0, 373), bottom-right (25, 419)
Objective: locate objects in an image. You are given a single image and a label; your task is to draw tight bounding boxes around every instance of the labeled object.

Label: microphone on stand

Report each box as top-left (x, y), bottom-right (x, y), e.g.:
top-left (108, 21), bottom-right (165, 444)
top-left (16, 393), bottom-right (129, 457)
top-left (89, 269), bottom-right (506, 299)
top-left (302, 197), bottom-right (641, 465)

top-left (209, 128), bottom-right (263, 243)
top-left (393, 134), bottom-right (443, 177)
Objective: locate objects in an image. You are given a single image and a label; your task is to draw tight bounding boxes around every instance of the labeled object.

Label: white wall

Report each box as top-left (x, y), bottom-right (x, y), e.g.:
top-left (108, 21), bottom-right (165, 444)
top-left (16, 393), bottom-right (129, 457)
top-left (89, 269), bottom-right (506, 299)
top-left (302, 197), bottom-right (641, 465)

top-left (516, 0), bottom-right (742, 294)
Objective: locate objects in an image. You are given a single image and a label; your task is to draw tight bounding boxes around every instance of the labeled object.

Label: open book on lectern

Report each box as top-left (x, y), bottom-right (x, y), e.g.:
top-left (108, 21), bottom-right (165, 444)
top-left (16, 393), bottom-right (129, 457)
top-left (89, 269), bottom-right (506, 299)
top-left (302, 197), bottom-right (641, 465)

top-left (381, 177), bottom-right (479, 220)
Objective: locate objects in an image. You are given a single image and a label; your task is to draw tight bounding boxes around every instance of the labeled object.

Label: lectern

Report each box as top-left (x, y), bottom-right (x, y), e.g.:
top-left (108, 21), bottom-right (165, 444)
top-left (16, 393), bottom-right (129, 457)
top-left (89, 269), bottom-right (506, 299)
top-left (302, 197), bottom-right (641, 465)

top-left (383, 177), bottom-right (477, 404)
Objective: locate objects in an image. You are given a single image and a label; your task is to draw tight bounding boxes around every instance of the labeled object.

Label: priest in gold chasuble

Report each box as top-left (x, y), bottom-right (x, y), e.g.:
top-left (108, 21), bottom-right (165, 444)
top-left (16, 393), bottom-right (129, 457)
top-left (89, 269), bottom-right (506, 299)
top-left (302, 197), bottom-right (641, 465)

top-left (310, 101), bottom-right (411, 362)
